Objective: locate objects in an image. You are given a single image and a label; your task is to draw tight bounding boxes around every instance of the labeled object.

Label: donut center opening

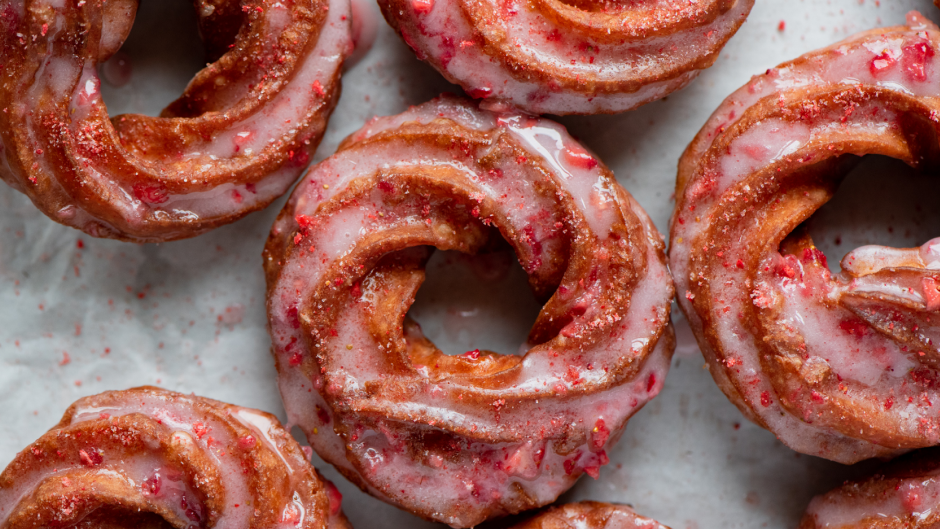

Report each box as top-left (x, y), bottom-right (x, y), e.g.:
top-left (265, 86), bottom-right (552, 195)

top-left (798, 155), bottom-right (940, 274)
top-left (555, 0), bottom-right (659, 14)
top-left (407, 243), bottom-right (543, 357)
top-left (554, 0), bottom-right (701, 15)
top-left (98, 0), bottom-right (207, 117)
top-left (80, 506), bottom-right (177, 529)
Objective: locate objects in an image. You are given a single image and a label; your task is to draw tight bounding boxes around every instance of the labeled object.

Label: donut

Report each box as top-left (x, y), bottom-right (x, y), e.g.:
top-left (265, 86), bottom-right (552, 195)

top-left (376, 0), bottom-right (753, 115)
top-left (669, 11), bottom-right (940, 463)
top-left (0, 387), bottom-right (350, 529)
top-left (513, 502), bottom-right (671, 529)
top-left (798, 449), bottom-right (940, 529)
top-left (0, 0), bottom-right (351, 242)
top-left (264, 95), bottom-right (675, 527)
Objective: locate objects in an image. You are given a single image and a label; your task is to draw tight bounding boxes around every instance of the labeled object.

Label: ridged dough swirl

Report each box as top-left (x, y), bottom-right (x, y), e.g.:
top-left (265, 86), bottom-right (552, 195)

top-left (0, 387), bottom-right (350, 529)
top-left (0, 0), bottom-right (351, 242)
top-left (513, 502), bottom-right (671, 529)
top-left (670, 12), bottom-right (940, 463)
top-left (265, 96), bottom-right (675, 527)
top-left (377, 0), bottom-right (753, 115)
top-left (799, 449), bottom-right (940, 529)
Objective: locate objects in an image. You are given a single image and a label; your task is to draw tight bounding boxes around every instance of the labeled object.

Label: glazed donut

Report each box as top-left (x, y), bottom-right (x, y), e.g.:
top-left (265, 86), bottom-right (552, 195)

top-left (377, 0), bottom-right (753, 115)
top-left (798, 449), bottom-right (940, 529)
top-left (0, 0), bottom-right (351, 242)
top-left (513, 502), bottom-right (671, 529)
top-left (0, 387), bottom-right (350, 529)
top-left (265, 95), bottom-right (675, 527)
top-left (670, 12), bottom-right (940, 463)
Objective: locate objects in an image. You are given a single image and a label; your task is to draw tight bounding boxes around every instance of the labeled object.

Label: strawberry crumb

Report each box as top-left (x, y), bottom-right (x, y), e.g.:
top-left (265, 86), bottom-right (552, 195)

top-left (760, 391), bottom-right (772, 407)
top-left (79, 449), bottom-right (102, 466)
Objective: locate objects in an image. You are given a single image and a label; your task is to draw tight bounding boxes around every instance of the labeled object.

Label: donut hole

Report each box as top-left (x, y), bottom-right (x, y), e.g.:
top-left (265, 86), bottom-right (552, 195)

top-left (76, 507), bottom-right (177, 529)
top-left (794, 155), bottom-right (940, 274)
top-left (98, 0), bottom-right (207, 117)
top-left (554, 0), bottom-right (666, 15)
top-left (407, 238), bottom-right (543, 357)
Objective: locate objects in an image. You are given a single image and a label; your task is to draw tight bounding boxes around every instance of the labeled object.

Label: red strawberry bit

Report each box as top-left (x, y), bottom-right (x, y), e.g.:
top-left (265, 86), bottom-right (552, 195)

top-left (79, 448), bottom-right (102, 466)
top-left (565, 365), bottom-right (581, 384)
top-left (462, 349), bottom-right (481, 360)
top-left (142, 473), bottom-right (161, 495)
top-left (901, 483), bottom-right (924, 513)
top-left (922, 277), bottom-right (940, 311)
top-left (801, 248), bottom-right (828, 268)
top-left (289, 352), bottom-right (303, 366)
top-left (564, 147), bottom-right (598, 170)
top-left (238, 435), bottom-right (256, 450)
top-left (759, 391), bottom-right (772, 407)
top-left (412, 0), bottom-right (433, 13)
top-left (902, 40), bottom-right (934, 83)
top-left (316, 405), bottom-right (331, 425)
top-left (839, 319), bottom-right (870, 338)
top-left (192, 422), bottom-right (210, 440)
top-left (181, 495), bottom-right (202, 522)
top-left (775, 256), bottom-right (799, 279)
top-left (870, 51), bottom-right (896, 76)
top-left (563, 457), bottom-right (578, 475)
top-left (583, 451), bottom-right (608, 479)
top-left (290, 150), bottom-right (310, 168)
top-left (287, 306), bottom-right (301, 329)
top-left (295, 215), bottom-right (314, 229)
top-left (133, 183), bottom-right (169, 204)
top-left (325, 479), bottom-right (343, 516)
top-left (591, 419), bottom-right (610, 450)
top-left (233, 130), bottom-right (253, 145)
top-left (467, 86), bottom-right (493, 99)
top-left (521, 225), bottom-right (542, 256)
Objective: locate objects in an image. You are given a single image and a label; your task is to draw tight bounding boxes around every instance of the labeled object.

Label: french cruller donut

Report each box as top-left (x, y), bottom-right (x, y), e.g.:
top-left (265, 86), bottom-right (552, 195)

top-left (512, 501), bottom-right (671, 529)
top-left (0, 0), bottom-right (350, 242)
top-left (377, 0), bottom-right (753, 115)
top-left (265, 95), bottom-right (675, 527)
top-left (671, 11), bottom-right (940, 463)
top-left (0, 387), bottom-right (350, 529)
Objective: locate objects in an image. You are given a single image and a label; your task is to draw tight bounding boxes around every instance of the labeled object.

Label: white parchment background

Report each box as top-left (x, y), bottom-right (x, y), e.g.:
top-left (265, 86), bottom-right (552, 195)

top-left (2, 1), bottom-right (940, 528)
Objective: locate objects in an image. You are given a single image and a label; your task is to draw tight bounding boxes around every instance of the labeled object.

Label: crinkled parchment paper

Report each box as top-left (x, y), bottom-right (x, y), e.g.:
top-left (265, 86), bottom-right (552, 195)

top-left (2, 1), bottom-right (940, 528)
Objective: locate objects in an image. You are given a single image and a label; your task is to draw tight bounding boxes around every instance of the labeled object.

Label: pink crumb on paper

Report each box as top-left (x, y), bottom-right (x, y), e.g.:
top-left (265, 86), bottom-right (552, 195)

top-left (217, 304), bottom-right (245, 328)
